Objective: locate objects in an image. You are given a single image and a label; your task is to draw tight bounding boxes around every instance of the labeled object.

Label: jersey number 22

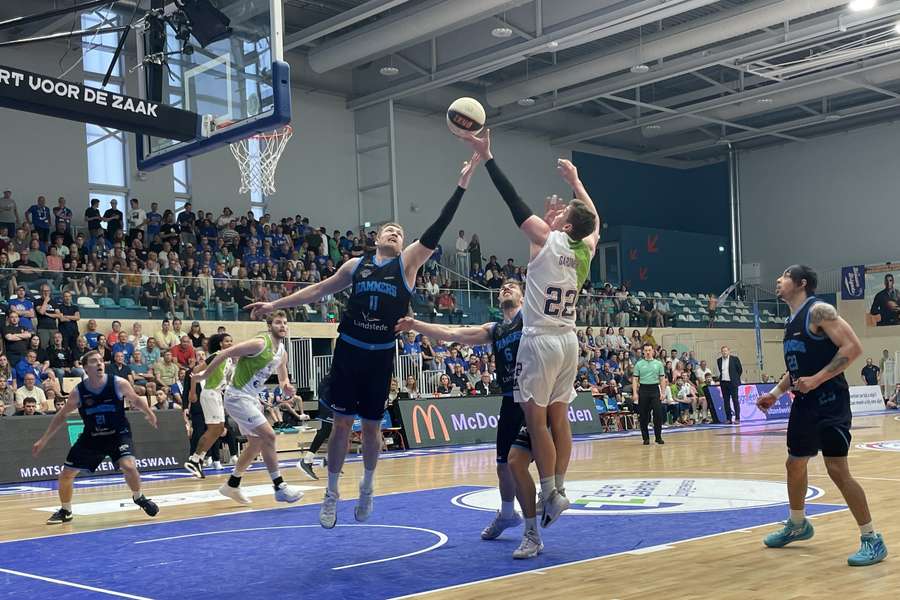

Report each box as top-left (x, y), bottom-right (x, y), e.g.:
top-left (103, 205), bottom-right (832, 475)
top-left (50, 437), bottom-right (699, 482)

top-left (544, 286), bottom-right (576, 318)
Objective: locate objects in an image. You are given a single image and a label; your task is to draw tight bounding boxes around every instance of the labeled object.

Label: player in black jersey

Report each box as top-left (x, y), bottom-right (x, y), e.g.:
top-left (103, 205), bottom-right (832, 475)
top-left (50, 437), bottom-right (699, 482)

top-left (757, 265), bottom-right (887, 566)
top-left (32, 350), bottom-right (160, 524)
top-left (247, 153), bottom-right (481, 529)
top-left (396, 280), bottom-right (525, 541)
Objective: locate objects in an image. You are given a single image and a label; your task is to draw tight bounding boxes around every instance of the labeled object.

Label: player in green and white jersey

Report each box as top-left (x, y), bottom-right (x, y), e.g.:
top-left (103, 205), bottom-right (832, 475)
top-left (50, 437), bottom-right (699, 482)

top-left (193, 311), bottom-right (303, 505)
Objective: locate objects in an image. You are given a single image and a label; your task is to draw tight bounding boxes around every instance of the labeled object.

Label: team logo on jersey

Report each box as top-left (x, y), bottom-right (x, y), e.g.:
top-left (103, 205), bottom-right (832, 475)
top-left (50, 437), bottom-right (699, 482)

top-left (453, 478), bottom-right (824, 515)
top-left (84, 397), bottom-right (94, 407)
top-left (855, 440), bottom-right (900, 452)
top-left (359, 269), bottom-right (373, 279)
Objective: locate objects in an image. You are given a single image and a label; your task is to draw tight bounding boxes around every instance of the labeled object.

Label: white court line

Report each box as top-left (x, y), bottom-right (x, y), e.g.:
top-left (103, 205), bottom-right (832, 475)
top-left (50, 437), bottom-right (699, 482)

top-left (134, 523), bottom-right (448, 570)
top-left (0, 483), bottom-right (464, 546)
top-left (386, 507), bottom-right (849, 600)
top-left (0, 567), bottom-right (153, 600)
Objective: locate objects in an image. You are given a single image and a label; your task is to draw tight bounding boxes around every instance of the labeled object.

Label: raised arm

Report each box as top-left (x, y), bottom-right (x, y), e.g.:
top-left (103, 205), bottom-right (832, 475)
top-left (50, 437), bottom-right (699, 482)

top-left (246, 257), bottom-right (360, 319)
top-left (799, 302), bottom-right (863, 393)
top-left (466, 130), bottom-right (550, 248)
top-left (557, 159), bottom-right (600, 253)
top-left (32, 387), bottom-right (81, 456)
top-left (401, 154), bottom-right (481, 281)
top-left (395, 316), bottom-right (492, 346)
top-left (193, 337), bottom-right (266, 382)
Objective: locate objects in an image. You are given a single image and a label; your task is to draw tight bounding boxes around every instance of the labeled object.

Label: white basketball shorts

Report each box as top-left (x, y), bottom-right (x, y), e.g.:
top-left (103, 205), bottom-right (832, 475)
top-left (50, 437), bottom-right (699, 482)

top-left (513, 330), bottom-right (578, 407)
top-left (223, 388), bottom-right (268, 436)
top-left (199, 388), bottom-right (225, 425)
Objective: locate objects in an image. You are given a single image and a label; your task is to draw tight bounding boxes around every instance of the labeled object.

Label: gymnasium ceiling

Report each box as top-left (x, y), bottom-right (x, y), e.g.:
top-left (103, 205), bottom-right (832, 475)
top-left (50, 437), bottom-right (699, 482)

top-left (5, 0), bottom-right (900, 168)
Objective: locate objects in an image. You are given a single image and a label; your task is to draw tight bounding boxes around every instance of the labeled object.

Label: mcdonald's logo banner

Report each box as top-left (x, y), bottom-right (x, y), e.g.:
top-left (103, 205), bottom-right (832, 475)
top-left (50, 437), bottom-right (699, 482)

top-left (398, 393), bottom-right (602, 449)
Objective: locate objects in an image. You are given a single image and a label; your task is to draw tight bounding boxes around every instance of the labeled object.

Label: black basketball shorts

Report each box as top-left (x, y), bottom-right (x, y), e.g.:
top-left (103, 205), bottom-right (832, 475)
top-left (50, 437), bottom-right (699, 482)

top-left (319, 338), bottom-right (395, 421)
top-left (786, 392), bottom-right (852, 458)
top-left (65, 432), bottom-right (135, 472)
top-left (496, 395), bottom-right (524, 464)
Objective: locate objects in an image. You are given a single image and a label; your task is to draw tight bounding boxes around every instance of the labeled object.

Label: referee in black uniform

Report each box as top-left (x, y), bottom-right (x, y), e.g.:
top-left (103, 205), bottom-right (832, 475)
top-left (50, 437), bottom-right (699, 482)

top-left (632, 342), bottom-right (667, 445)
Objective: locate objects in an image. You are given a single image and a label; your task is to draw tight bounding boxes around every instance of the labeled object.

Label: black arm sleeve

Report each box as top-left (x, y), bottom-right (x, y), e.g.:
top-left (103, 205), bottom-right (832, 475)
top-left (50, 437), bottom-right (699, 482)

top-left (419, 186), bottom-right (465, 250)
top-left (485, 158), bottom-right (533, 227)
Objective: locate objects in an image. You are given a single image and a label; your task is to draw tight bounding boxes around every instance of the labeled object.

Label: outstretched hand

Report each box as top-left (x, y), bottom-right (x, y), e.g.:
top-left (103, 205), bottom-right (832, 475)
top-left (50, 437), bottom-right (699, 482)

top-left (458, 152), bottom-right (482, 189)
top-left (557, 158), bottom-right (579, 187)
top-left (464, 128), bottom-right (492, 161)
top-left (245, 301), bottom-right (274, 321)
top-left (395, 316), bottom-right (418, 333)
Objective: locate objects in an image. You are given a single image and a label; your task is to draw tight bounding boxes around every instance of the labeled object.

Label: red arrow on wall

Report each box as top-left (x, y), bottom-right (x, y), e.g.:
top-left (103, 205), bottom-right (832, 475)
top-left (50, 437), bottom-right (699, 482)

top-left (639, 267), bottom-right (648, 281)
top-left (647, 234), bottom-right (659, 253)
top-left (628, 248), bottom-right (638, 261)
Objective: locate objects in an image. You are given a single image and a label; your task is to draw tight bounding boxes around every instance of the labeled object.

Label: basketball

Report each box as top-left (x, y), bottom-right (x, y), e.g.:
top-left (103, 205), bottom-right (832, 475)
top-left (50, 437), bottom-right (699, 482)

top-left (446, 97), bottom-right (486, 137)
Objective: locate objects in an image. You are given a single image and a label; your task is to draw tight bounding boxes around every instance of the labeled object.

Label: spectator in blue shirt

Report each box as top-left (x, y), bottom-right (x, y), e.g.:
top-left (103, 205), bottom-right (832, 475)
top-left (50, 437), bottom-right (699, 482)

top-left (27, 196), bottom-right (51, 242)
top-left (83, 319), bottom-right (101, 349)
top-left (146, 202), bottom-right (162, 240)
top-left (111, 331), bottom-right (135, 364)
top-left (401, 332), bottom-right (421, 355)
top-left (16, 351), bottom-right (46, 386)
top-left (8, 286), bottom-right (35, 331)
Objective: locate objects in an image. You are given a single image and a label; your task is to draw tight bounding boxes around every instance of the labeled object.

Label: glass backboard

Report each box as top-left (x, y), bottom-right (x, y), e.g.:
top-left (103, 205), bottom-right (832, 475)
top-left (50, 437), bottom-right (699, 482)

top-left (135, 0), bottom-right (289, 171)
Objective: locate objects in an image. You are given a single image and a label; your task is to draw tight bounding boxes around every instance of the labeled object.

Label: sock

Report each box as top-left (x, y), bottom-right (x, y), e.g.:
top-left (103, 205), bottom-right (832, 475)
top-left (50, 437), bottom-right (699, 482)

top-left (539, 477), bottom-right (556, 499)
top-left (61, 502), bottom-right (72, 512)
top-left (860, 522), bottom-right (876, 536)
top-left (327, 470), bottom-right (340, 494)
top-left (272, 476), bottom-right (284, 490)
top-left (500, 500), bottom-right (515, 519)
top-left (228, 475), bottom-right (242, 489)
top-left (789, 509), bottom-right (805, 526)
top-left (554, 473), bottom-right (565, 492)
top-left (132, 490), bottom-right (143, 501)
top-left (524, 517), bottom-right (538, 533)
top-left (303, 451), bottom-right (315, 463)
top-left (361, 468), bottom-right (375, 492)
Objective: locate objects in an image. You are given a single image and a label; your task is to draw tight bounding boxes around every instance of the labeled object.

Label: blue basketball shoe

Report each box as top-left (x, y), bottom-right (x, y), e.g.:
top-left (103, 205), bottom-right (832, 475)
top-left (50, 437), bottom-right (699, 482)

top-left (763, 519), bottom-right (814, 548)
top-left (847, 533), bottom-right (887, 567)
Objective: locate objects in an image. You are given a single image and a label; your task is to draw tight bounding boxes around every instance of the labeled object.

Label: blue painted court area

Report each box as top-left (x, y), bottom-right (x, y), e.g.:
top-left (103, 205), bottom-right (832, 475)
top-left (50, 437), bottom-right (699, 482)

top-left (0, 485), bottom-right (845, 599)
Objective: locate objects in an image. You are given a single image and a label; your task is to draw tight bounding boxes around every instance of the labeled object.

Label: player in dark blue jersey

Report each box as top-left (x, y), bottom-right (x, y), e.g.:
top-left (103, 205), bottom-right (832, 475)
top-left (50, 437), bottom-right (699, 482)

top-left (757, 265), bottom-right (887, 566)
top-left (396, 280), bottom-right (525, 542)
top-left (32, 350), bottom-right (160, 524)
top-left (247, 153), bottom-right (481, 529)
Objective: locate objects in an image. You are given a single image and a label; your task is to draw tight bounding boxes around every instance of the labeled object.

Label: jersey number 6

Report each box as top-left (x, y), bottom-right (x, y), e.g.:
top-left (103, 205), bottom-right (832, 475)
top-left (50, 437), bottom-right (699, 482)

top-left (543, 286), bottom-right (576, 318)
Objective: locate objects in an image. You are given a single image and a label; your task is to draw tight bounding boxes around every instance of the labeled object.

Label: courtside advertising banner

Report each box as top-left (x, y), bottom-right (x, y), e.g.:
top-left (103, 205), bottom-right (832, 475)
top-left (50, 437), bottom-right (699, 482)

top-left (708, 383), bottom-right (792, 424)
top-left (399, 393), bottom-right (602, 449)
top-left (850, 385), bottom-right (885, 414)
top-left (0, 411), bottom-right (186, 483)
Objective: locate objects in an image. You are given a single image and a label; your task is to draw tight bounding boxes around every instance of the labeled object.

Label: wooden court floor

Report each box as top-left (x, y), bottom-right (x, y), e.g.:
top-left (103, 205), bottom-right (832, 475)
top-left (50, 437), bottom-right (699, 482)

top-left (1, 414), bottom-right (897, 599)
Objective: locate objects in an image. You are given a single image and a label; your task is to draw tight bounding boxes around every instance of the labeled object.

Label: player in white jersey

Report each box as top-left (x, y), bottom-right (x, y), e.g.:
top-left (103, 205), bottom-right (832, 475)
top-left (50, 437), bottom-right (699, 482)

top-left (184, 333), bottom-right (234, 479)
top-left (193, 311), bottom-right (304, 505)
top-left (468, 130), bottom-right (599, 540)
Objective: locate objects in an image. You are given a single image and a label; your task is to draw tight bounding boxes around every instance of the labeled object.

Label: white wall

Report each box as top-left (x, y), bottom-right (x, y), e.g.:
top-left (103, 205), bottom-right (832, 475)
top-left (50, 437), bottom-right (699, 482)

top-left (0, 44), bottom-right (566, 264)
top-left (740, 120), bottom-right (900, 285)
top-left (394, 109), bottom-right (568, 265)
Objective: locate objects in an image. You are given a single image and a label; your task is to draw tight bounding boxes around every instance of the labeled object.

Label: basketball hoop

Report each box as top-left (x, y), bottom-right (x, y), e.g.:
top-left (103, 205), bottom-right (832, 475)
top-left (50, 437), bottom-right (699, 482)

top-left (229, 125), bottom-right (293, 195)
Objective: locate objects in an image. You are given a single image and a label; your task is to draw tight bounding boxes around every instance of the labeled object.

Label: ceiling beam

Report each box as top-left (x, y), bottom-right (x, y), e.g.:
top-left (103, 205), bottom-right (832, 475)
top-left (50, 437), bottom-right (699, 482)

top-left (283, 0), bottom-right (414, 51)
top-left (642, 96), bottom-right (900, 158)
top-left (490, 1), bottom-right (900, 130)
top-left (549, 38), bottom-right (900, 146)
top-left (346, 0), bottom-right (722, 110)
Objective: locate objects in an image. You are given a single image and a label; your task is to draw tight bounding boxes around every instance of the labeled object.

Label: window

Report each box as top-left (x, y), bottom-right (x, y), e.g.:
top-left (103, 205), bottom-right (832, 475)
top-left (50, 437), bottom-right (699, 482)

top-left (81, 10), bottom-right (128, 218)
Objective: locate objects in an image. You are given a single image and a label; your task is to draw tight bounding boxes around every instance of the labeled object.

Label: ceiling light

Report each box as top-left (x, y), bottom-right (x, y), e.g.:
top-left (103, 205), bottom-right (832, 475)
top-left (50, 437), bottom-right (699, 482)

top-left (848, 0), bottom-right (876, 11)
top-left (644, 124), bottom-right (662, 131)
top-left (491, 26), bottom-right (513, 38)
top-left (630, 64), bottom-right (650, 74)
top-left (546, 40), bottom-right (559, 49)
top-left (379, 65), bottom-right (399, 76)
top-left (756, 97), bottom-right (774, 104)
top-left (824, 113), bottom-right (843, 121)
top-left (894, 20), bottom-right (900, 34)
top-left (517, 97), bottom-right (536, 106)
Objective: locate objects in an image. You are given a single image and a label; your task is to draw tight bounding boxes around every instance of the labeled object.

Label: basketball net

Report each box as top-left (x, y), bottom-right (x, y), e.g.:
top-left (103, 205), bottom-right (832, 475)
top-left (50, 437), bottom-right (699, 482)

top-left (229, 125), bottom-right (293, 195)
